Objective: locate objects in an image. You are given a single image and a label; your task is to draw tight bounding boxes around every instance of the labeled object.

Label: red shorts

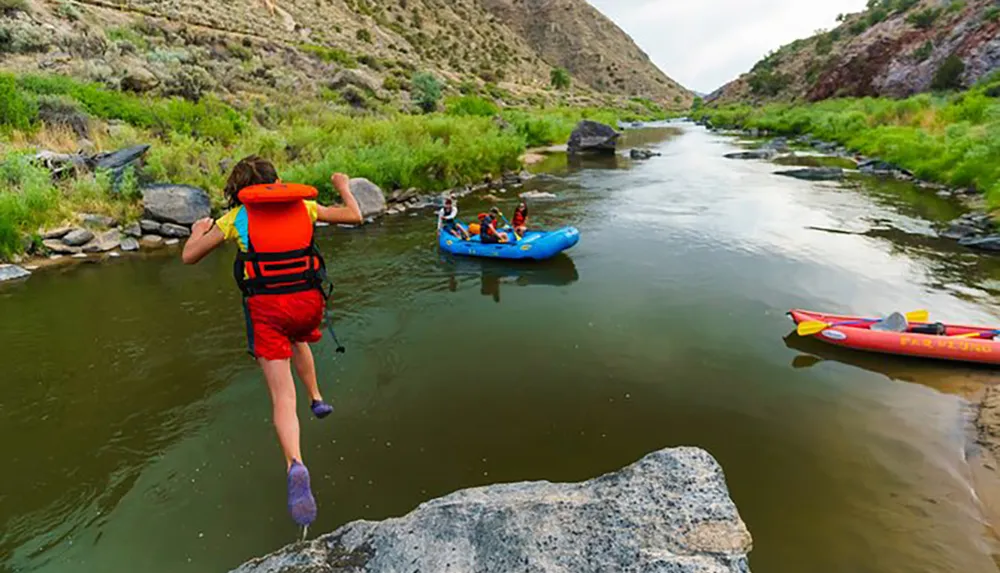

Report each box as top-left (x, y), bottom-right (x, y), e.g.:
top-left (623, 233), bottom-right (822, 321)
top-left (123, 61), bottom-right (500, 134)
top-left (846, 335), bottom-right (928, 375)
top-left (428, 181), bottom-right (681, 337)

top-left (243, 290), bottom-right (325, 361)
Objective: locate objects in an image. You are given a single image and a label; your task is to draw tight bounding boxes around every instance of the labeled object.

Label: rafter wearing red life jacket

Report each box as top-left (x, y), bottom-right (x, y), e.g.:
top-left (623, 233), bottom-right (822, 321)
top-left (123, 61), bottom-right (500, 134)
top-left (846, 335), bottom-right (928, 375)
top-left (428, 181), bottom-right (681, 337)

top-left (232, 183), bottom-right (329, 298)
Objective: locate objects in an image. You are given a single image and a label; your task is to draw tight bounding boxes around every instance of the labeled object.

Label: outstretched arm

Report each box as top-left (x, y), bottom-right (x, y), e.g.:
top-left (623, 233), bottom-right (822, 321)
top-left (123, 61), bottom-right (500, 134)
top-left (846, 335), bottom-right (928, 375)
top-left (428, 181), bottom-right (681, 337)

top-left (182, 218), bottom-right (225, 264)
top-left (316, 173), bottom-right (364, 225)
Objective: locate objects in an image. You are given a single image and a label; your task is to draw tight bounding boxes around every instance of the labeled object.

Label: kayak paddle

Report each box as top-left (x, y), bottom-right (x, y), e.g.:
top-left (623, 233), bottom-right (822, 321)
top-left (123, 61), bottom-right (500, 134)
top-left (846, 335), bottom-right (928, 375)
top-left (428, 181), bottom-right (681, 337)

top-left (952, 329), bottom-right (1000, 339)
top-left (796, 309), bottom-right (929, 337)
top-left (498, 212), bottom-right (522, 241)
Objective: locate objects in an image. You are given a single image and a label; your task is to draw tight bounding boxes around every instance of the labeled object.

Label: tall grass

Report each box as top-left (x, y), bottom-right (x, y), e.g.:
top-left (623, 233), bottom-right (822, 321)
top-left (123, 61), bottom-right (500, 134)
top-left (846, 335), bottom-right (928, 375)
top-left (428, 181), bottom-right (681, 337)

top-left (695, 78), bottom-right (1000, 205)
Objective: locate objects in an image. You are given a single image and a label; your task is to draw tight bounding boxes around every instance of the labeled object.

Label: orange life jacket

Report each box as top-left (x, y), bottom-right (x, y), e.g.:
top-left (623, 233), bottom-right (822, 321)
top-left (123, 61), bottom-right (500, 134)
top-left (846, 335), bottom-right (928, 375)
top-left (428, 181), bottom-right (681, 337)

top-left (232, 182), bottom-right (329, 298)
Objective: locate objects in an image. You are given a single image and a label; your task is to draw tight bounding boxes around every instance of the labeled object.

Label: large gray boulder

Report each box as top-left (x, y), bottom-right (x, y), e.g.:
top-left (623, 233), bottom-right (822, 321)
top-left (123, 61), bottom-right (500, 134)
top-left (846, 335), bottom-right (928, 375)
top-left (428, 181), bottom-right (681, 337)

top-left (231, 447), bottom-right (752, 573)
top-left (567, 120), bottom-right (620, 155)
top-left (142, 184), bottom-right (212, 225)
top-left (349, 178), bottom-right (387, 220)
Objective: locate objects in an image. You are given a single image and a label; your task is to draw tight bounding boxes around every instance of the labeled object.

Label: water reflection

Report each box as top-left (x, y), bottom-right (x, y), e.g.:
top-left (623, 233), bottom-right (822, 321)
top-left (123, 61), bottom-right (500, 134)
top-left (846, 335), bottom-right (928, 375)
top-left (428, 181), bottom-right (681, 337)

top-left (783, 333), bottom-right (995, 398)
top-left (442, 254), bottom-right (579, 303)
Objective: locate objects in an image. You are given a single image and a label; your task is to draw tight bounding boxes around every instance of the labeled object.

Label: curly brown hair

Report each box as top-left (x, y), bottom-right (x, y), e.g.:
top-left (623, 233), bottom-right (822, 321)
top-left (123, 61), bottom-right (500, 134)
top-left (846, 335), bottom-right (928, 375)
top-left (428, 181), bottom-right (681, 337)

top-left (223, 155), bottom-right (278, 207)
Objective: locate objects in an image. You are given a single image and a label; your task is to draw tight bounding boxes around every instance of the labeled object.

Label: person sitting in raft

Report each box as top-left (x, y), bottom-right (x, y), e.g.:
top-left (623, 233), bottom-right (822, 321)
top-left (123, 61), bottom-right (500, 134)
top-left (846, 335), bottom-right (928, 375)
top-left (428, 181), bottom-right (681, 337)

top-left (437, 197), bottom-right (469, 240)
top-left (479, 207), bottom-right (509, 244)
top-left (180, 156), bottom-right (363, 528)
top-left (511, 201), bottom-right (529, 237)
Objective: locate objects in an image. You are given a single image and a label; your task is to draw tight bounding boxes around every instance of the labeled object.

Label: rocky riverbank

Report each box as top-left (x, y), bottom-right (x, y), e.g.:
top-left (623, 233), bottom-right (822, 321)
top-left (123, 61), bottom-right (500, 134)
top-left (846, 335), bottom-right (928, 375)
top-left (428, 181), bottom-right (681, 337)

top-left (231, 447), bottom-right (752, 573)
top-left (706, 122), bottom-right (1000, 253)
top-left (0, 168), bottom-right (540, 284)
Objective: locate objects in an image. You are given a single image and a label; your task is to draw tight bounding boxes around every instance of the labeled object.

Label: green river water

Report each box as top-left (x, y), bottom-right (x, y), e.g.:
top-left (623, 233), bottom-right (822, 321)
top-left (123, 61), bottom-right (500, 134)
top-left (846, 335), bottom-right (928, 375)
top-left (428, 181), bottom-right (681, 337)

top-left (3, 123), bottom-right (1000, 573)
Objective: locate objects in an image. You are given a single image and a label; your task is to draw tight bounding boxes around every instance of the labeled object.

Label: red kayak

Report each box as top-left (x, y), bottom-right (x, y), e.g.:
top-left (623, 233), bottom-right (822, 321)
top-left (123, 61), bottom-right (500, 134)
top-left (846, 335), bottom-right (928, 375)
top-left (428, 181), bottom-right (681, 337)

top-left (788, 309), bottom-right (1000, 365)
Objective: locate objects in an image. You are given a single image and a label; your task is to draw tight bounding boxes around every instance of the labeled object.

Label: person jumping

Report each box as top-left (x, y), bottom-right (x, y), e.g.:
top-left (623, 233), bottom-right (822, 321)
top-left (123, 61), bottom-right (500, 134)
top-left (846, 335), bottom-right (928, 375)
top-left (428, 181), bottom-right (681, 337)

top-left (181, 156), bottom-right (363, 527)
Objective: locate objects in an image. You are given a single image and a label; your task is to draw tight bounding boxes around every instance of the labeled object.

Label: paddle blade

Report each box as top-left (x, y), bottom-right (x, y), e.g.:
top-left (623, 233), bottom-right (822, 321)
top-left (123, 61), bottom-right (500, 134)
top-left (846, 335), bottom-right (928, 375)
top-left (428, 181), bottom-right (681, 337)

top-left (953, 331), bottom-right (987, 339)
top-left (796, 321), bottom-right (830, 337)
top-left (904, 310), bottom-right (929, 323)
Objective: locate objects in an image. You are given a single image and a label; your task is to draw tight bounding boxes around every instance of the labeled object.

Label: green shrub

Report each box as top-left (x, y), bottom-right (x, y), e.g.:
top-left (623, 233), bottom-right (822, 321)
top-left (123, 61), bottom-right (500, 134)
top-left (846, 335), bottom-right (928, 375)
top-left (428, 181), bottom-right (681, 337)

top-left (356, 29), bottom-right (372, 43)
top-left (848, 19), bottom-right (870, 34)
top-left (0, 153), bottom-right (59, 260)
top-left (357, 54), bottom-right (381, 70)
top-left (986, 6), bottom-right (1000, 21)
top-left (0, 74), bottom-right (38, 133)
top-left (749, 69), bottom-right (791, 96)
top-left (912, 41), bottom-right (933, 62)
top-left (867, 6), bottom-right (889, 25)
top-left (815, 34), bottom-right (834, 55)
top-left (949, 0), bottom-right (966, 13)
top-left (0, 0), bottom-right (29, 14)
top-left (550, 67), bottom-right (571, 90)
top-left (301, 44), bottom-right (357, 68)
top-left (107, 26), bottom-right (149, 50)
top-left (445, 95), bottom-right (499, 117)
top-left (932, 54), bottom-right (965, 91)
top-left (907, 7), bottom-right (942, 28)
top-left (411, 72), bottom-right (442, 113)
top-left (16, 74), bottom-right (246, 143)
top-left (382, 76), bottom-right (403, 91)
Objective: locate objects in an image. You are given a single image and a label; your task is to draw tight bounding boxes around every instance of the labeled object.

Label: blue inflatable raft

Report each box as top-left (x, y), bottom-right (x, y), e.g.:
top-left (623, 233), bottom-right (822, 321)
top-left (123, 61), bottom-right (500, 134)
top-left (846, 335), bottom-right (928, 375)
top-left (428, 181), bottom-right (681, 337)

top-left (438, 226), bottom-right (580, 260)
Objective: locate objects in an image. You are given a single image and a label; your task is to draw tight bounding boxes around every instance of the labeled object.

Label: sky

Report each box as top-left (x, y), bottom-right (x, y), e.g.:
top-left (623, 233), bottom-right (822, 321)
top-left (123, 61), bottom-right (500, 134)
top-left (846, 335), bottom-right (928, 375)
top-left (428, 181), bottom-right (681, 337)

top-left (586, 0), bottom-right (869, 94)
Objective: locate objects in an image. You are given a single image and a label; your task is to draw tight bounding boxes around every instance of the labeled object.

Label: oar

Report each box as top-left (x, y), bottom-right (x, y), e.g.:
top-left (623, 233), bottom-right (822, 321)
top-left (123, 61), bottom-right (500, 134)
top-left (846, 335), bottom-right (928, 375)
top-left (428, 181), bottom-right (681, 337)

top-left (952, 329), bottom-right (1000, 339)
top-left (498, 212), bottom-right (522, 241)
top-left (796, 310), bottom-right (929, 337)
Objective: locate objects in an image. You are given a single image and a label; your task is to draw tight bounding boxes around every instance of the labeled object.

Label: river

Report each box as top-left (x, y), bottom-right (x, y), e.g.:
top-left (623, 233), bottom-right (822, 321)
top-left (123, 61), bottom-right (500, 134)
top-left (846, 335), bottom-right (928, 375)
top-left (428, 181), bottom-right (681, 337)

top-left (3, 123), bottom-right (1000, 573)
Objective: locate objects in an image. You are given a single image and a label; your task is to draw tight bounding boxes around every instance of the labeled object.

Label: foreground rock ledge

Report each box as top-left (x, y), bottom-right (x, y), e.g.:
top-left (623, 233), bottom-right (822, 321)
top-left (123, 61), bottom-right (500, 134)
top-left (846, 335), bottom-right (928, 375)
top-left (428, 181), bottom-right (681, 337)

top-left (232, 447), bottom-right (752, 573)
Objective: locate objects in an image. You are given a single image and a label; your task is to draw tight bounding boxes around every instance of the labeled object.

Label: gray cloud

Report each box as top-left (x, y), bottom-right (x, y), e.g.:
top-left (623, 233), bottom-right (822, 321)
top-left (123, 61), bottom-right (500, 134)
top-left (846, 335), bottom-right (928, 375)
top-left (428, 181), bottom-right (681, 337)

top-left (587, 0), bottom-right (868, 93)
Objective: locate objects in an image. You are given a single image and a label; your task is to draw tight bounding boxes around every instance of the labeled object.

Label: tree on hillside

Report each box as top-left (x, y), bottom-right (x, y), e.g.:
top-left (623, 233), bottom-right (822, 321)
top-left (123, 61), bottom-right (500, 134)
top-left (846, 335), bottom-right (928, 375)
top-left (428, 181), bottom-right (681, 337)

top-left (412, 72), bottom-right (442, 113)
top-left (931, 54), bottom-right (965, 91)
top-left (550, 67), bottom-right (571, 90)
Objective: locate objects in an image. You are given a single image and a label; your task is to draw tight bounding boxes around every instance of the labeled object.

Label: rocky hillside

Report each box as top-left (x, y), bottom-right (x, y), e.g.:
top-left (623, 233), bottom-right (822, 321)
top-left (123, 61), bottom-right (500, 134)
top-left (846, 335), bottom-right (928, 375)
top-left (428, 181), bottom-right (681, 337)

top-left (0, 0), bottom-right (690, 109)
top-left (477, 0), bottom-right (692, 107)
top-left (710, 0), bottom-right (1000, 103)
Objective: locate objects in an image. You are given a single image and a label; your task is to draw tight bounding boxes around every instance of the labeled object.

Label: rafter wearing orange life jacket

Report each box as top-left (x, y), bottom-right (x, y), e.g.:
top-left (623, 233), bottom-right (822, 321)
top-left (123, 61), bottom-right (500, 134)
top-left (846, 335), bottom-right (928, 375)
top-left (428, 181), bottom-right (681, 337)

top-left (232, 183), bottom-right (329, 298)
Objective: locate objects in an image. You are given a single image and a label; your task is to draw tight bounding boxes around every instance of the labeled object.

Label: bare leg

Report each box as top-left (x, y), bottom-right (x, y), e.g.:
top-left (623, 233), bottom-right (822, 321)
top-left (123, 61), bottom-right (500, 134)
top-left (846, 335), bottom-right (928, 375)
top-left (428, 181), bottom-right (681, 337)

top-left (292, 342), bottom-right (323, 402)
top-left (259, 358), bottom-right (301, 469)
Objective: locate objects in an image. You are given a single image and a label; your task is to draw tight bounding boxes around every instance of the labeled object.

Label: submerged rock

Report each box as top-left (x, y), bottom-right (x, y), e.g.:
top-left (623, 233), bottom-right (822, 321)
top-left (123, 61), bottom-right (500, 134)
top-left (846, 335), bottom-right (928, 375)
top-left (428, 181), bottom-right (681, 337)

top-left (0, 264), bottom-right (31, 283)
top-left (231, 447), bottom-right (751, 573)
top-left (567, 120), bottom-right (620, 155)
top-left (858, 159), bottom-right (914, 179)
top-left (142, 184), bottom-right (212, 225)
top-left (520, 190), bottom-right (558, 200)
top-left (140, 235), bottom-right (165, 249)
top-left (762, 137), bottom-right (789, 151)
top-left (349, 178), bottom-right (387, 220)
top-left (774, 167), bottom-right (844, 181)
top-left (724, 149), bottom-right (776, 160)
top-left (942, 222), bottom-right (982, 240)
top-left (629, 148), bottom-right (661, 160)
top-left (960, 235), bottom-right (1000, 252)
